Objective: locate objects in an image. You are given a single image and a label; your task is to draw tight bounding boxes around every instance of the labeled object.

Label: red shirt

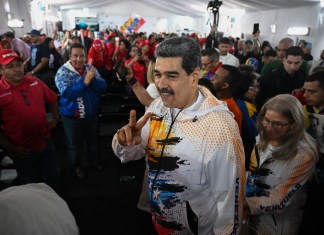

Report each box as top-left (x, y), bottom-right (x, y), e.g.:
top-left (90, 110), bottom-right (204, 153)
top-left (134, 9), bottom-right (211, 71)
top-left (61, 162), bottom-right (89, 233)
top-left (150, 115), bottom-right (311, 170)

top-left (221, 97), bottom-right (242, 134)
top-left (107, 43), bottom-right (116, 70)
top-left (0, 76), bottom-right (57, 152)
top-left (87, 41), bottom-right (109, 70)
top-left (125, 58), bottom-right (146, 87)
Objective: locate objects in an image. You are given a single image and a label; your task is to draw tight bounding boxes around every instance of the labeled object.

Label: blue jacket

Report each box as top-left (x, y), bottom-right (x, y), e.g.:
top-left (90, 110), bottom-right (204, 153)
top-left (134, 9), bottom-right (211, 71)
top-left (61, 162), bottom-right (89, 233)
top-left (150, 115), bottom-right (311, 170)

top-left (55, 62), bottom-right (107, 119)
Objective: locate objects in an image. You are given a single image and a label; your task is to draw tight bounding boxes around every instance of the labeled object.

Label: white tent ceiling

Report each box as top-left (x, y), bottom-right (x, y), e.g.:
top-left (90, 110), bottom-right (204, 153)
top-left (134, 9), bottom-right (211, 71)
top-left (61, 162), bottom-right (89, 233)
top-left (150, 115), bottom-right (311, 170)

top-left (46, 0), bottom-right (321, 17)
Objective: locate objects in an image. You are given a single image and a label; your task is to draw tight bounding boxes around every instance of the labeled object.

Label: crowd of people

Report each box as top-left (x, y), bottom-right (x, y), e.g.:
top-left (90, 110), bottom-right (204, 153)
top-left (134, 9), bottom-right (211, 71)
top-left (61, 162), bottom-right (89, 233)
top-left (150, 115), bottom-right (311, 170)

top-left (0, 23), bottom-right (324, 234)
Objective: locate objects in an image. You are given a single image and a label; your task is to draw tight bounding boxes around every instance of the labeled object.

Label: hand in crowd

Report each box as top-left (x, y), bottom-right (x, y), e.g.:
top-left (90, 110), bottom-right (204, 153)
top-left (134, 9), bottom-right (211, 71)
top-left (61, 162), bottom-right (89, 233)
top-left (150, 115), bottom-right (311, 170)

top-left (84, 66), bottom-right (96, 86)
top-left (116, 110), bottom-right (151, 146)
top-left (48, 118), bottom-right (58, 130)
top-left (210, 24), bottom-right (217, 34)
top-left (124, 66), bottom-right (134, 81)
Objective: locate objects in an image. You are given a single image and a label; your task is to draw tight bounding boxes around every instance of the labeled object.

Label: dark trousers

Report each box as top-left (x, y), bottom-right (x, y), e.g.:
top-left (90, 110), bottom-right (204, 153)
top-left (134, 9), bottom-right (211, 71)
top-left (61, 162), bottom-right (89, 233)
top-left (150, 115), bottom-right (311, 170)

top-left (61, 116), bottom-right (98, 169)
top-left (13, 138), bottom-right (59, 190)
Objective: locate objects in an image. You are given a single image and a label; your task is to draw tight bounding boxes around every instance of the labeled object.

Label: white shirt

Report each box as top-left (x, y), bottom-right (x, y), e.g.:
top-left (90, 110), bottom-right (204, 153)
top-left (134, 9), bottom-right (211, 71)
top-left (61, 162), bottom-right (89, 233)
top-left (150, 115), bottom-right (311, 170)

top-left (220, 53), bottom-right (240, 67)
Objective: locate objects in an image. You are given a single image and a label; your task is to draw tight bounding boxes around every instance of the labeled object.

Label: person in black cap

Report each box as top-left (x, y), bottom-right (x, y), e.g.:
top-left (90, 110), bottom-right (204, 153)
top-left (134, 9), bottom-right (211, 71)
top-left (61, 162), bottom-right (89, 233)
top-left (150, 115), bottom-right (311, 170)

top-left (237, 39), bottom-right (262, 69)
top-left (25, 29), bottom-right (55, 91)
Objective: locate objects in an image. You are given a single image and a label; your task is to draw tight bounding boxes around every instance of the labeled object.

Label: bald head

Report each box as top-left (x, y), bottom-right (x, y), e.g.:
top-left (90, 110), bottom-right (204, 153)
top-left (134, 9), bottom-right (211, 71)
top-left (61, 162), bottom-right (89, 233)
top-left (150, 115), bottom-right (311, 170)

top-left (277, 38), bottom-right (294, 62)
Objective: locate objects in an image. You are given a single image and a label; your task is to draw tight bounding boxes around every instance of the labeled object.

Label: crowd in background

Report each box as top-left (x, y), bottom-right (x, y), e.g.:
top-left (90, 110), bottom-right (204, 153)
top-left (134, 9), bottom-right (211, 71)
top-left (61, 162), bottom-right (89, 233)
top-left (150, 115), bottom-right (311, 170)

top-left (0, 22), bottom-right (324, 234)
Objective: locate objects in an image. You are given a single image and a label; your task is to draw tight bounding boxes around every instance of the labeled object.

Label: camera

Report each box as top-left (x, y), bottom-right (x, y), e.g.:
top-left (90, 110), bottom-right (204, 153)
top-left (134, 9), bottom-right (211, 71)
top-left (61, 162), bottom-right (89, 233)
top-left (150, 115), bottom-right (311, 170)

top-left (207, 0), bottom-right (222, 10)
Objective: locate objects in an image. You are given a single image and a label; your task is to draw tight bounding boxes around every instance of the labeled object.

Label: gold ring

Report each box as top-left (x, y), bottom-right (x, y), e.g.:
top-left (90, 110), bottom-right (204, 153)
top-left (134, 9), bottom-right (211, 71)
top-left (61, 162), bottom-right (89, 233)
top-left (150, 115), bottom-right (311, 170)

top-left (117, 129), bottom-right (120, 134)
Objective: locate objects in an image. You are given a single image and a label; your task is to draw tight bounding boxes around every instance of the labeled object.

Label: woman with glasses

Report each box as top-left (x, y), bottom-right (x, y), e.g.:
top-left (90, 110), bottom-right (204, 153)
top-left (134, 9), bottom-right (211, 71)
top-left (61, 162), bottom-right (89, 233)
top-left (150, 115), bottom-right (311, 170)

top-left (243, 94), bottom-right (318, 235)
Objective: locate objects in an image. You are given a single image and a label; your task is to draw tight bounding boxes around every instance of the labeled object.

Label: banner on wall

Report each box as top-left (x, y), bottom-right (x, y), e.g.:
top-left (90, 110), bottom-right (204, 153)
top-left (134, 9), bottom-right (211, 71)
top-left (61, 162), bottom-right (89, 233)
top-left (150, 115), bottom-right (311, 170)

top-left (75, 17), bottom-right (99, 31)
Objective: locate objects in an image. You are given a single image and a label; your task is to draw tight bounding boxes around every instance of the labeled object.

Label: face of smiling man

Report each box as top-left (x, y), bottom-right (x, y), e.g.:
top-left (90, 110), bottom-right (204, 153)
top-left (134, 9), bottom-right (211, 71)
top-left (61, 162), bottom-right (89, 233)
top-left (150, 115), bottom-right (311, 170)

top-left (154, 57), bottom-right (199, 109)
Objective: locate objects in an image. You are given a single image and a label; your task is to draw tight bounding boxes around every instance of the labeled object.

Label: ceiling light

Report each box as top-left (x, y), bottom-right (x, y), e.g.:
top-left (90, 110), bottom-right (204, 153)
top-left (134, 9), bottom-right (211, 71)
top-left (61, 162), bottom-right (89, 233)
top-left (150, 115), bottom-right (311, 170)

top-left (287, 27), bottom-right (310, 36)
top-left (7, 19), bottom-right (24, 28)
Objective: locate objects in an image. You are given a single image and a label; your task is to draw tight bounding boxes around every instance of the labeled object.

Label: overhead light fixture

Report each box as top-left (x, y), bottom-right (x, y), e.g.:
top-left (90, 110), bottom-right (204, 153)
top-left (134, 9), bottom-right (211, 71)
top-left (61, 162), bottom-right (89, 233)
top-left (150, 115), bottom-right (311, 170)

top-left (270, 24), bottom-right (276, 34)
top-left (7, 19), bottom-right (24, 28)
top-left (287, 27), bottom-right (310, 36)
top-left (321, 0), bottom-right (324, 8)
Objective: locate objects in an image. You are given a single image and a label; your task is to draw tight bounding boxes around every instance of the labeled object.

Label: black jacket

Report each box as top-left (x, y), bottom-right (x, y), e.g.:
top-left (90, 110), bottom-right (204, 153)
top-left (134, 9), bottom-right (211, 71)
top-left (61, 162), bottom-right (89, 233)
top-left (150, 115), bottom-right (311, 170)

top-left (256, 65), bottom-right (306, 111)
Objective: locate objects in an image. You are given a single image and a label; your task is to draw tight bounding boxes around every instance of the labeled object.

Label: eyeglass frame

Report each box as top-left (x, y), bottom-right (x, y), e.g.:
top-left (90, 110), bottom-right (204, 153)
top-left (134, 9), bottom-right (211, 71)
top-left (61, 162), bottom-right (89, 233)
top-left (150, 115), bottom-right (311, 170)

top-left (262, 116), bottom-right (291, 129)
top-left (201, 60), bottom-right (215, 67)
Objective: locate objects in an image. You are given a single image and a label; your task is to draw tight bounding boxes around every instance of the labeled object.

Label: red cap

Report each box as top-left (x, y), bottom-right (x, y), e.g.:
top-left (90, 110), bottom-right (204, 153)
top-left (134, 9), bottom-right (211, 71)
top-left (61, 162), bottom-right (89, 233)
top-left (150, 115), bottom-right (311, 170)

top-left (189, 33), bottom-right (197, 38)
top-left (0, 49), bottom-right (23, 65)
top-left (92, 39), bottom-right (104, 51)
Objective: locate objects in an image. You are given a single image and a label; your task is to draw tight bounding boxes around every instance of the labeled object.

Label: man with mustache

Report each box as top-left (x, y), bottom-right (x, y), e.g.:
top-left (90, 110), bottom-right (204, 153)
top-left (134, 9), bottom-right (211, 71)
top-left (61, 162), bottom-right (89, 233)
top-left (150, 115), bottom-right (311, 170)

top-left (0, 49), bottom-right (59, 190)
top-left (112, 37), bottom-right (245, 234)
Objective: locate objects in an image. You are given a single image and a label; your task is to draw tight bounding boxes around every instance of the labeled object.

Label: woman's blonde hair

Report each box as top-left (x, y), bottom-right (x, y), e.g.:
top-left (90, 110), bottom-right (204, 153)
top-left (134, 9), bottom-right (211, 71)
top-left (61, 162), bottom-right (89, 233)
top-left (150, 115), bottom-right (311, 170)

top-left (146, 56), bottom-right (156, 84)
top-left (257, 94), bottom-right (318, 160)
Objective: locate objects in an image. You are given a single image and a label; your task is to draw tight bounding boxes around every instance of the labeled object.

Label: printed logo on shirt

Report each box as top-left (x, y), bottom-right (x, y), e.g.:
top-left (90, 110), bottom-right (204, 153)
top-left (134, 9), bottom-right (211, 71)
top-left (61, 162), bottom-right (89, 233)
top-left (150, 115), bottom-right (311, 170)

top-left (31, 47), bottom-right (38, 67)
top-left (77, 97), bottom-right (86, 118)
top-left (1, 52), bottom-right (19, 59)
top-left (259, 183), bottom-right (301, 212)
top-left (30, 81), bottom-right (38, 86)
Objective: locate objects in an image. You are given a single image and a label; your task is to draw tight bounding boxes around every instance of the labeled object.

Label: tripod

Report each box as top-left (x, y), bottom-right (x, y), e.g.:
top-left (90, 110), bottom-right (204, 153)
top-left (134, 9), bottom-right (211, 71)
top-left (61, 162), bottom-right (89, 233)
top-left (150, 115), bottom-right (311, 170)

top-left (207, 0), bottom-right (222, 48)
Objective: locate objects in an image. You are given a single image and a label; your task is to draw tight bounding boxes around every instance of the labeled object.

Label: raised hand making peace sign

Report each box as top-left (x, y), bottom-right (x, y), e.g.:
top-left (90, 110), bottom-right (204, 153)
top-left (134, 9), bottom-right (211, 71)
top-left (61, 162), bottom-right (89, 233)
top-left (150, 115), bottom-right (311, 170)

top-left (116, 110), bottom-right (151, 146)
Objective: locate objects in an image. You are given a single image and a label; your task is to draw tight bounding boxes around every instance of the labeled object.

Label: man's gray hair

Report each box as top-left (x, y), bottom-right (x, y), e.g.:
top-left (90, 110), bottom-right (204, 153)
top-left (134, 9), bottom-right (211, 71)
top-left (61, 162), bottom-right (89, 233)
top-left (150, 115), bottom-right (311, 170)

top-left (155, 37), bottom-right (201, 75)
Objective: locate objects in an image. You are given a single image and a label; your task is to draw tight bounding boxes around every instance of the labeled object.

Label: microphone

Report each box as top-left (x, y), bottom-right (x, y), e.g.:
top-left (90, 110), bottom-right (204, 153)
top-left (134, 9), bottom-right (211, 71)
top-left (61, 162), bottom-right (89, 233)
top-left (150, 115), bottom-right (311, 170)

top-left (193, 116), bottom-right (198, 122)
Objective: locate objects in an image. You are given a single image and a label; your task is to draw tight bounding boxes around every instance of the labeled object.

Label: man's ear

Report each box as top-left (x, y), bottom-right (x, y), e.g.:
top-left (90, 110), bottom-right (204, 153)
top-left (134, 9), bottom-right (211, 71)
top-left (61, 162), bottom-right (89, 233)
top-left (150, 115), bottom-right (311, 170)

top-left (222, 82), bottom-right (229, 90)
top-left (192, 68), bottom-right (200, 83)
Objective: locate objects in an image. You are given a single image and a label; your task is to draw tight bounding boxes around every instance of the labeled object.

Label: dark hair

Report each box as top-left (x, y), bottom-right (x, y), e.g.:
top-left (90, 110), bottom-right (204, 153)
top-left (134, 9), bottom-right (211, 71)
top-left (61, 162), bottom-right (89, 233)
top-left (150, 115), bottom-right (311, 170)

top-left (201, 48), bottom-right (219, 61)
top-left (260, 40), bottom-right (272, 51)
top-left (155, 37), bottom-right (201, 75)
top-left (126, 45), bottom-right (140, 60)
top-left (264, 49), bottom-right (277, 58)
top-left (305, 71), bottom-right (324, 90)
top-left (148, 34), bottom-right (156, 41)
top-left (43, 37), bottom-right (53, 46)
top-left (69, 42), bottom-right (86, 56)
top-left (238, 64), bottom-right (254, 73)
top-left (221, 64), bottom-right (242, 92)
top-left (107, 36), bottom-right (115, 41)
top-left (233, 71), bottom-right (257, 99)
top-left (3, 31), bottom-right (15, 38)
top-left (119, 39), bottom-right (131, 50)
top-left (219, 37), bottom-right (231, 45)
top-left (198, 78), bottom-right (217, 97)
top-left (285, 46), bottom-right (304, 58)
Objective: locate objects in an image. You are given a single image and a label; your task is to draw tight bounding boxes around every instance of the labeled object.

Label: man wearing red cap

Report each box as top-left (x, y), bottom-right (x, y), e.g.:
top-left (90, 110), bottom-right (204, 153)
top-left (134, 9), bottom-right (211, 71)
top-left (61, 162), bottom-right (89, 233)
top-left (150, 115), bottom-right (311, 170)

top-left (87, 39), bottom-right (110, 80)
top-left (0, 49), bottom-right (59, 190)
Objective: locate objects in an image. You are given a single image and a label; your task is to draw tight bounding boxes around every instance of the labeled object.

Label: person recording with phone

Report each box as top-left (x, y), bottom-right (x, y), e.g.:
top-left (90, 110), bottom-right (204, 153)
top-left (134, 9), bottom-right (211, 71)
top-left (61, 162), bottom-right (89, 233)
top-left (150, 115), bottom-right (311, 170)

top-left (124, 45), bottom-right (148, 88)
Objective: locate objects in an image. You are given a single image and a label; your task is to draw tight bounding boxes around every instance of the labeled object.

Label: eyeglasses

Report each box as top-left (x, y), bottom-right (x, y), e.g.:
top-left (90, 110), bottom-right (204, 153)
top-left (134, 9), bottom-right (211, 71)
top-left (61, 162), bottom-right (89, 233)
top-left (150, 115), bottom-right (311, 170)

top-left (202, 60), bottom-right (214, 67)
top-left (262, 117), bottom-right (291, 129)
top-left (20, 90), bottom-right (30, 106)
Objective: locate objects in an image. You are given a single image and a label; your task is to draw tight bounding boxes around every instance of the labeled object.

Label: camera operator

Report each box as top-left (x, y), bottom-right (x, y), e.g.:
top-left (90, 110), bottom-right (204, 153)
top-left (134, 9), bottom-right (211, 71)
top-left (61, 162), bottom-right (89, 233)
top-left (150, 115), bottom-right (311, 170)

top-left (205, 1), bottom-right (223, 49)
top-left (124, 45), bottom-right (148, 88)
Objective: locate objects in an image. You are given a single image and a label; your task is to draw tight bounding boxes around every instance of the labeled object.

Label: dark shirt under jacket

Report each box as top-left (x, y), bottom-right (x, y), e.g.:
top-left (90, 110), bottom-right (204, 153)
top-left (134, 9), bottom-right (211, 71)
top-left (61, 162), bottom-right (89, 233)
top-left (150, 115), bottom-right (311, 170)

top-left (256, 65), bottom-right (306, 111)
top-left (78, 36), bottom-right (92, 53)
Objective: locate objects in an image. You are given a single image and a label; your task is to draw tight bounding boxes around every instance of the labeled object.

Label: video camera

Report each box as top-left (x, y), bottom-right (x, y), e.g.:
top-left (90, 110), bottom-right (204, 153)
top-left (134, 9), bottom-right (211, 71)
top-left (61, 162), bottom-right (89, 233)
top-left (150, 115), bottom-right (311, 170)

top-left (207, 0), bottom-right (222, 12)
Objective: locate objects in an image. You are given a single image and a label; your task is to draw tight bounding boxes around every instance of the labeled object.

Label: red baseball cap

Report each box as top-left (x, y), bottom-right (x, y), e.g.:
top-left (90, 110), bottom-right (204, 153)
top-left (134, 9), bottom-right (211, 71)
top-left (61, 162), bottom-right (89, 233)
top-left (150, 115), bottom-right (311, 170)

top-left (0, 49), bottom-right (23, 66)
